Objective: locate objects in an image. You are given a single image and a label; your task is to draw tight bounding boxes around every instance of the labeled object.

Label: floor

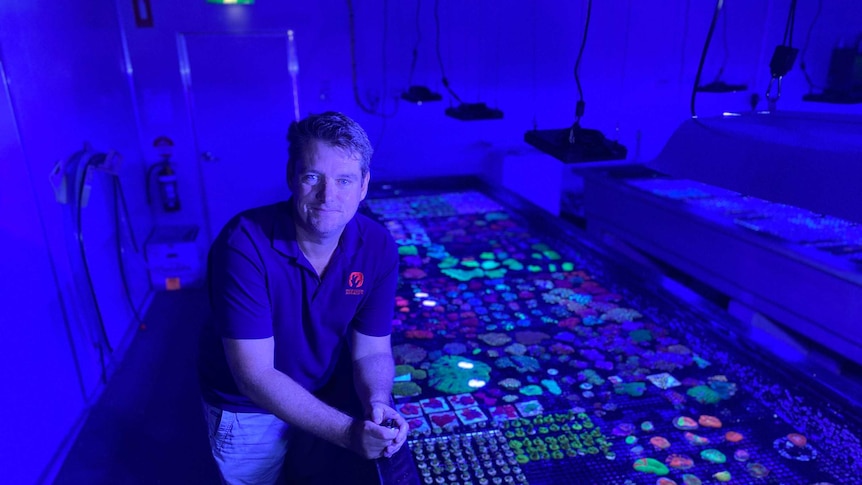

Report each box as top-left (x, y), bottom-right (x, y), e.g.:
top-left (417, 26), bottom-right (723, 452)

top-left (54, 288), bottom-right (221, 485)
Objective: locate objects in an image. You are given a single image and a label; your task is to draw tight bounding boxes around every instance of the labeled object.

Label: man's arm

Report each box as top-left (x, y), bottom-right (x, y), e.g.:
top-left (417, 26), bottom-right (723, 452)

top-left (351, 330), bottom-right (410, 457)
top-left (223, 336), bottom-right (398, 459)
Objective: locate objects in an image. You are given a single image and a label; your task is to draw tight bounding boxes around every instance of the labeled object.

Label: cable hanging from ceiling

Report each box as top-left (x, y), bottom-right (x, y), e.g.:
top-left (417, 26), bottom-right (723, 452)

top-left (799, 0), bottom-right (824, 93)
top-left (346, 0), bottom-right (398, 118)
top-left (401, 0), bottom-right (442, 104)
top-left (571, 0), bottom-right (591, 131)
top-left (690, 0), bottom-right (724, 118)
top-left (523, 0), bottom-right (626, 163)
top-left (765, 0), bottom-right (799, 110)
top-left (433, 0), bottom-right (502, 120)
top-left (433, 0), bottom-right (463, 104)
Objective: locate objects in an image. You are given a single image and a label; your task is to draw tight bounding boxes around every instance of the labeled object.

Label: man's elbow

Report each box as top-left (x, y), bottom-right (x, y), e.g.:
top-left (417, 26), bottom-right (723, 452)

top-left (353, 351), bottom-right (394, 366)
top-left (231, 366), bottom-right (272, 401)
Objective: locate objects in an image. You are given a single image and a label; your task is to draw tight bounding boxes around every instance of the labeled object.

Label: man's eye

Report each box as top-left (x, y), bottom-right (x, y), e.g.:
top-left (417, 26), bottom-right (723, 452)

top-left (338, 179), bottom-right (351, 186)
top-left (303, 174), bottom-right (319, 184)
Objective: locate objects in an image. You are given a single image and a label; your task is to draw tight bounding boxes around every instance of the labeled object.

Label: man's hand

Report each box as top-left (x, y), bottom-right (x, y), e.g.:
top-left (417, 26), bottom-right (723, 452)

top-left (349, 415), bottom-right (400, 459)
top-left (358, 401), bottom-right (409, 459)
top-left (350, 332), bottom-right (407, 458)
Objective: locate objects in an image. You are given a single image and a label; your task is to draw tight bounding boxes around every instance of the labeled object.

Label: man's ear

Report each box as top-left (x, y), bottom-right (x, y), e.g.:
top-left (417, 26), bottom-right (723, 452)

top-left (360, 172), bottom-right (370, 200)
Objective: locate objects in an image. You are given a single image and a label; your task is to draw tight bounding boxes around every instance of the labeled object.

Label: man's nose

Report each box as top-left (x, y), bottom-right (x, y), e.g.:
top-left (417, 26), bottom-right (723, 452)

top-left (316, 178), bottom-right (337, 201)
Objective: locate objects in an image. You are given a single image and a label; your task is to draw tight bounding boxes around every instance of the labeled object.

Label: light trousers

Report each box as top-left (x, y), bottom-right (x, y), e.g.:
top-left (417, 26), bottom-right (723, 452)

top-left (203, 400), bottom-right (291, 485)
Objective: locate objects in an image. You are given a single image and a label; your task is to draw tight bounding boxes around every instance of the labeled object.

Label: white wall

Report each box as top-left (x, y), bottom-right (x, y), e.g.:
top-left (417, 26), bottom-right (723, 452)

top-left (119, 0), bottom-right (862, 240)
top-left (0, 1), bottom-right (151, 483)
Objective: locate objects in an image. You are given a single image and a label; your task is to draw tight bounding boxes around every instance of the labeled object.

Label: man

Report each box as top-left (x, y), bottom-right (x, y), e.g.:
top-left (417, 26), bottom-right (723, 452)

top-left (198, 111), bottom-right (409, 484)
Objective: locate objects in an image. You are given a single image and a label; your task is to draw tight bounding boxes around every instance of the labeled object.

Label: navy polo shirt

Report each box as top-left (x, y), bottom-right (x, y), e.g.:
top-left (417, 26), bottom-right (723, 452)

top-left (198, 200), bottom-right (399, 413)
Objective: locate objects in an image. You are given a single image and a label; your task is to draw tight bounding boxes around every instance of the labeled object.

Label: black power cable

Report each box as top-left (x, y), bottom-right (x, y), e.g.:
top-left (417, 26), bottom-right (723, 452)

top-left (782, 0), bottom-right (798, 47)
top-left (406, 0), bottom-right (422, 88)
top-left (77, 153), bottom-right (149, 383)
top-left (76, 154), bottom-right (113, 383)
top-left (695, 2), bottom-right (747, 95)
top-left (799, 0), bottom-right (824, 92)
top-left (690, 0), bottom-right (724, 118)
top-left (346, 0), bottom-right (397, 118)
top-left (347, 0), bottom-right (378, 115)
top-left (113, 177), bottom-right (145, 326)
top-left (572, 0), bottom-right (592, 127)
top-left (145, 161), bottom-right (164, 206)
top-left (765, 0), bottom-right (800, 108)
top-left (433, 0), bottom-right (463, 104)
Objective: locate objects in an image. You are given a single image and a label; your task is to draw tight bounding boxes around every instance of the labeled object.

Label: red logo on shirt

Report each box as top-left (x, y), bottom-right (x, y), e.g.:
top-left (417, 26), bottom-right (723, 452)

top-left (346, 272), bottom-right (365, 295)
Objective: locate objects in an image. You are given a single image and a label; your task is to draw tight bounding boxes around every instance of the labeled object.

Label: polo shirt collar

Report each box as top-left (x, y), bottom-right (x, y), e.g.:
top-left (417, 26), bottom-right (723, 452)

top-left (271, 201), bottom-right (300, 259)
top-left (338, 212), bottom-right (362, 257)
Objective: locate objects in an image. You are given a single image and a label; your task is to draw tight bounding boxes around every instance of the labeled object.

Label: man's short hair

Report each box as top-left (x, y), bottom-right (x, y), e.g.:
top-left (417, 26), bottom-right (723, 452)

top-left (286, 111), bottom-right (373, 182)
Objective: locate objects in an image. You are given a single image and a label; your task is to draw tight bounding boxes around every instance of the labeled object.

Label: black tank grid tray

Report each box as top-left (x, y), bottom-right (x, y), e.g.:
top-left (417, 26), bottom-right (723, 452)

top-left (625, 178), bottom-right (862, 266)
top-left (362, 183), bottom-right (862, 485)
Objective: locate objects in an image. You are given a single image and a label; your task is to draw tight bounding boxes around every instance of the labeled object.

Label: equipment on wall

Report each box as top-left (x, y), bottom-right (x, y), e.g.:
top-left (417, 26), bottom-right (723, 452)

top-left (797, 0), bottom-right (862, 105)
top-left (146, 136), bottom-right (181, 213)
top-left (50, 144), bottom-right (143, 383)
top-left (691, 0), bottom-right (726, 117)
top-left (764, 0), bottom-right (800, 111)
top-left (402, 0), bottom-right (442, 104)
top-left (144, 225), bottom-right (202, 291)
top-left (803, 37), bottom-right (862, 104)
top-left (693, 0), bottom-right (748, 96)
top-left (524, 0), bottom-right (626, 163)
top-left (434, 0), bottom-right (503, 121)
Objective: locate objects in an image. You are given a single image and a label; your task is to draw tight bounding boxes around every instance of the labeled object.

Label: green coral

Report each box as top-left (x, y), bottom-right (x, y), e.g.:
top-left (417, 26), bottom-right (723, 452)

top-left (629, 329), bottom-right (652, 342)
top-left (633, 458), bottom-right (669, 476)
top-left (441, 268), bottom-right (485, 281)
top-left (520, 385), bottom-right (543, 396)
top-left (615, 382), bottom-right (647, 397)
top-left (393, 381), bottom-right (422, 397)
top-left (485, 268), bottom-right (507, 279)
top-left (398, 245), bottom-right (418, 256)
top-left (395, 365), bottom-right (413, 378)
top-left (502, 259), bottom-right (524, 271)
top-left (687, 385), bottom-right (721, 404)
top-left (395, 364), bottom-right (427, 381)
top-left (428, 356), bottom-right (492, 394)
top-left (541, 379), bottom-right (562, 395)
top-left (579, 369), bottom-right (605, 386)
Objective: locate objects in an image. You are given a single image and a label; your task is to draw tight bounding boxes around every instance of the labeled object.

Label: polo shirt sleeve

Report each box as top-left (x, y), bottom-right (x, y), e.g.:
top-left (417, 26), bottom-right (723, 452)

top-left (351, 230), bottom-right (398, 337)
top-left (209, 222), bottom-right (274, 339)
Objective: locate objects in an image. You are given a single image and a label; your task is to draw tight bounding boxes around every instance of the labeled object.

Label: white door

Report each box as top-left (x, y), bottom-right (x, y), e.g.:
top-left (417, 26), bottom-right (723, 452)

top-left (179, 32), bottom-right (295, 242)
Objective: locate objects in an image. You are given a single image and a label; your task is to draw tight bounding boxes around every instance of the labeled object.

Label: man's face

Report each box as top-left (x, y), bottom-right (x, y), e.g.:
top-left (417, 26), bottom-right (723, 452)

top-left (289, 140), bottom-right (369, 240)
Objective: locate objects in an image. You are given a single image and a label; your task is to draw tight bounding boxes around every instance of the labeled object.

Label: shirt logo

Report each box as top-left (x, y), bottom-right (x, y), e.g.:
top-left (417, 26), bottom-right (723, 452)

top-left (346, 271), bottom-right (364, 295)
